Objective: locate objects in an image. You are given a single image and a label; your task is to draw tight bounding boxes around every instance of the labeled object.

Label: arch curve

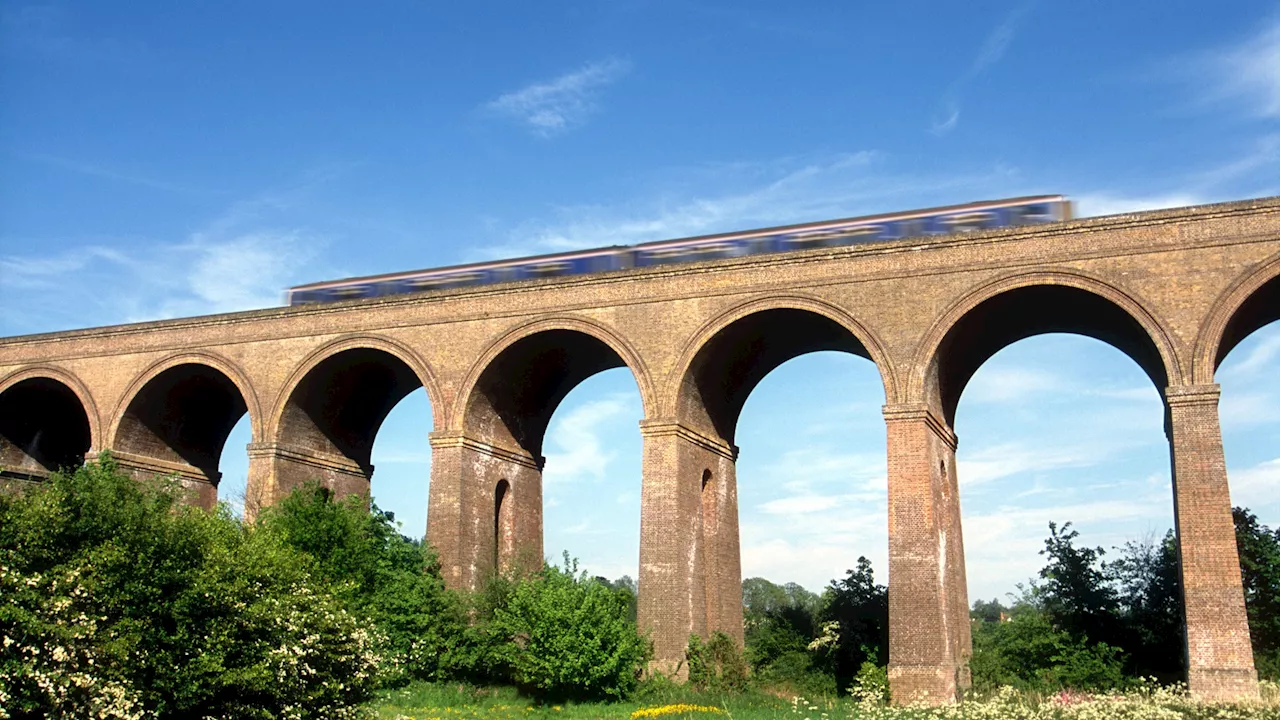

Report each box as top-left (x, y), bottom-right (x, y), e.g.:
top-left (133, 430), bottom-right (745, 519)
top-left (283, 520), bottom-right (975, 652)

top-left (1194, 251), bottom-right (1280, 382)
top-left (454, 315), bottom-right (658, 434)
top-left (109, 351), bottom-right (262, 447)
top-left (915, 269), bottom-right (1182, 425)
top-left (109, 352), bottom-right (260, 479)
top-left (269, 333), bottom-right (444, 441)
top-left (0, 365), bottom-right (99, 474)
top-left (0, 364), bottom-right (101, 450)
top-left (667, 293), bottom-right (895, 442)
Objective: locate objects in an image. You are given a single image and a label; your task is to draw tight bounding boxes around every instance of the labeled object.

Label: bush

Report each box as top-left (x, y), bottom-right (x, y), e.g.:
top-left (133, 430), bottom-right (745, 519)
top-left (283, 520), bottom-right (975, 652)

top-left (491, 554), bottom-right (650, 701)
top-left (255, 485), bottom-right (471, 685)
top-left (0, 457), bottom-right (381, 719)
top-left (969, 604), bottom-right (1127, 693)
top-left (686, 632), bottom-right (749, 693)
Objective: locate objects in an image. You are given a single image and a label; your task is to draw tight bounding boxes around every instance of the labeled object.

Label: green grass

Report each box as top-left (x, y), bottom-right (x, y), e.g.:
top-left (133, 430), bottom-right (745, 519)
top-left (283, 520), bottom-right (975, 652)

top-left (378, 680), bottom-right (1280, 720)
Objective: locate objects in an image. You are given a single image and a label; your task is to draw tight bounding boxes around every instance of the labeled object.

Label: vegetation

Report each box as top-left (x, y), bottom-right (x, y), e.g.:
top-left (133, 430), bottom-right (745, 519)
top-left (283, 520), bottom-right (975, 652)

top-left (3, 457), bottom-right (1278, 719)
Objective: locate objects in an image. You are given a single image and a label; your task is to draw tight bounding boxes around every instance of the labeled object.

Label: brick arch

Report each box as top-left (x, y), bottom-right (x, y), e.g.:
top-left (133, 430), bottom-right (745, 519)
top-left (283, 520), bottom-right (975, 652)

top-left (0, 365), bottom-right (101, 450)
top-left (666, 293), bottom-right (896, 443)
top-left (108, 351), bottom-right (262, 448)
top-left (268, 334), bottom-right (443, 441)
top-left (453, 315), bottom-right (656, 457)
top-left (915, 269), bottom-right (1182, 425)
top-left (1193, 251), bottom-right (1280, 382)
top-left (108, 351), bottom-right (260, 480)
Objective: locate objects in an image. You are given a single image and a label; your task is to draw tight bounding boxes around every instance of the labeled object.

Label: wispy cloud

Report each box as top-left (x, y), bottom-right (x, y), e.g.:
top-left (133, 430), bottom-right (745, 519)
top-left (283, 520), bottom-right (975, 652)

top-left (1074, 192), bottom-right (1209, 218)
top-left (474, 151), bottom-right (1023, 260)
top-left (958, 442), bottom-right (1100, 487)
top-left (1200, 18), bottom-right (1280, 119)
top-left (931, 2), bottom-right (1034, 135)
top-left (542, 394), bottom-right (639, 487)
top-left (1229, 457), bottom-right (1280, 514)
top-left (486, 58), bottom-right (631, 137)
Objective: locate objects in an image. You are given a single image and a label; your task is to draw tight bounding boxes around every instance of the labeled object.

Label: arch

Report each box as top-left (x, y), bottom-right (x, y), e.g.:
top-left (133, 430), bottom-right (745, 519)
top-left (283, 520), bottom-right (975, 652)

top-left (667, 294), bottom-right (895, 443)
top-left (916, 270), bottom-right (1181, 425)
top-left (1194, 251), bottom-right (1280, 382)
top-left (270, 335), bottom-right (443, 439)
top-left (453, 316), bottom-right (656, 457)
top-left (270, 334), bottom-right (439, 472)
top-left (109, 353), bottom-right (258, 479)
top-left (0, 366), bottom-right (97, 475)
top-left (0, 365), bottom-right (101, 450)
top-left (109, 351), bottom-right (262, 447)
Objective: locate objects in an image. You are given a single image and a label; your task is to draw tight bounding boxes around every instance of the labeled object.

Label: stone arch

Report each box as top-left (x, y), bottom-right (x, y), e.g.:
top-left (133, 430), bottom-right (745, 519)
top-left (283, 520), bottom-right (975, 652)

top-left (667, 294), bottom-right (895, 444)
top-left (109, 352), bottom-right (259, 483)
top-left (0, 365), bottom-right (98, 476)
top-left (1194, 251), bottom-right (1280, 382)
top-left (453, 316), bottom-right (656, 457)
top-left (270, 334), bottom-right (440, 475)
top-left (916, 269), bottom-right (1181, 425)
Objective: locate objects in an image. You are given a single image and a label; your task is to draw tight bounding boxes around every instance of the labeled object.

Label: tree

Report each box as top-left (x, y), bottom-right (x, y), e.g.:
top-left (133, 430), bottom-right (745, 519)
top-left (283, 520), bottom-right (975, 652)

top-left (1106, 530), bottom-right (1183, 681)
top-left (813, 557), bottom-right (888, 694)
top-left (971, 598), bottom-right (1008, 624)
top-left (1234, 507), bottom-right (1280, 680)
top-left (1037, 522), bottom-right (1120, 644)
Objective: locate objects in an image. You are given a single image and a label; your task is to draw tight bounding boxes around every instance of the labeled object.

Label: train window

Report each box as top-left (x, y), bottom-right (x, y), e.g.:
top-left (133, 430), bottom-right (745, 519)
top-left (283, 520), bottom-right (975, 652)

top-left (407, 276), bottom-right (452, 291)
top-left (640, 247), bottom-right (692, 265)
top-left (330, 285), bottom-right (370, 300)
top-left (527, 261), bottom-right (573, 277)
top-left (449, 271), bottom-right (488, 286)
top-left (939, 211), bottom-right (997, 232)
top-left (1012, 204), bottom-right (1055, 224)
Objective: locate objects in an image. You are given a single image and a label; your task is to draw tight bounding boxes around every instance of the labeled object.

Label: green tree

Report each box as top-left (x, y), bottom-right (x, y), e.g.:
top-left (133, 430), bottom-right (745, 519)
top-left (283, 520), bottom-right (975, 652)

top-left (1107, 530), bottom-right (1184, 681)
top-left (492, 554), bottom-right (650, 701)
top-left (813, 557), bottom-right (888, 694)
top-left (0, 457), bottom-right (381, 719)
top-left (1037, 522), bottom-right (1120, 644)
top-left (1234, 507), bottom-right (1280, 680)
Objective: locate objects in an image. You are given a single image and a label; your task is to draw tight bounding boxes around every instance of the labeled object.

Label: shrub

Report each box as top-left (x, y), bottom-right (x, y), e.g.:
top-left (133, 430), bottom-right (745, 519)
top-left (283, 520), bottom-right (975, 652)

top-left (686, 632), bottom-right (749, 693)
top-left (0, 457), bottom-right (381, 719)
top-left (255, 485), bottom-right (471, 685)
top-left (491, 554), bottom-right (651, 701)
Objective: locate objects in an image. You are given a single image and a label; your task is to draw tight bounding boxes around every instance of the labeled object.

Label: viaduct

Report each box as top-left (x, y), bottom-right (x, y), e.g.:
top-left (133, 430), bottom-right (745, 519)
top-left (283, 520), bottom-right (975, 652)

top-left (1, 197), bottom-right (1277, 703)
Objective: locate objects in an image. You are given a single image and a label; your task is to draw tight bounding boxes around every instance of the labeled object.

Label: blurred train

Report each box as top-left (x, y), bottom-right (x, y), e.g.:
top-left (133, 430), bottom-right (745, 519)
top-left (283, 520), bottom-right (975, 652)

top-left (287, 195), bottom-right (1070, 306)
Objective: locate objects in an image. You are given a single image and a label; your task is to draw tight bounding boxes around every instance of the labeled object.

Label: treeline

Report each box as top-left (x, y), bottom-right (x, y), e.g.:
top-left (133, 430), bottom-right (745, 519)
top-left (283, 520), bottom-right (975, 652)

top-left (740, 516), bottom-right (1280, 695)
top-left (0, 458), bottom-right (649, 719)
top-left (2, 458), bottom-right (1278, 719)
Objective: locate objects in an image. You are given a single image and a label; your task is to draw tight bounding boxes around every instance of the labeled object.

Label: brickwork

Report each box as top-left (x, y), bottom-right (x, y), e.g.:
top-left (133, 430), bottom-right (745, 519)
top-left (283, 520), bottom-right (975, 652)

top-left (2, 197), bottom-right (1278, 703)
top-left (1165, 385), bottom-right (1259, 701)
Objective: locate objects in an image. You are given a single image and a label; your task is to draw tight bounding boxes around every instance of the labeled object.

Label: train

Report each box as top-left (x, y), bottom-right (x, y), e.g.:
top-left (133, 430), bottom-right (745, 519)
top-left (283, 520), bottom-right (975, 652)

top-left (286, 195), bottom-right (1071, 306)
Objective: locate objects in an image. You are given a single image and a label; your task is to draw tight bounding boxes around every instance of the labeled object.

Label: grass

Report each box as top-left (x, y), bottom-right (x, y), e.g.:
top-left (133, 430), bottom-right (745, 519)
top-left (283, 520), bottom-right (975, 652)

top-left (378, 680), bottom-right (1280, 720)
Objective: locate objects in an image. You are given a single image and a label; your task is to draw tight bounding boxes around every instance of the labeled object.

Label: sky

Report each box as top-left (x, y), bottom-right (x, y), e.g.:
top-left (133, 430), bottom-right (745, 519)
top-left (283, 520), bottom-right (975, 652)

top-left (1, 1), bottom-right (1277, 603)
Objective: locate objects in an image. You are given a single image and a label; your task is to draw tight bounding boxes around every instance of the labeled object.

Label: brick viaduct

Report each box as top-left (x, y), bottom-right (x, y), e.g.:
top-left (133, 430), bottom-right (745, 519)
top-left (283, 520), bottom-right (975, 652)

top-left (2, 197), bottom-right (1277, 703)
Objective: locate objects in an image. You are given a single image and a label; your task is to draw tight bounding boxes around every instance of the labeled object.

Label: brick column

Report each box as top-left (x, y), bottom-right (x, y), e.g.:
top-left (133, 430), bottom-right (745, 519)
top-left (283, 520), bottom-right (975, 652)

top-left (638, 420), bottom-right (741, 675)
top-left (97, 449), bottom-right (220, 510)
top-left (427, 433), bottom-right (543, 590)
top-left (243, 442), bottom-right (369, 519)
top-left (1164, 384), bottom-right (1259, 701)
top-left (883, 403), bottom-right (970, 705)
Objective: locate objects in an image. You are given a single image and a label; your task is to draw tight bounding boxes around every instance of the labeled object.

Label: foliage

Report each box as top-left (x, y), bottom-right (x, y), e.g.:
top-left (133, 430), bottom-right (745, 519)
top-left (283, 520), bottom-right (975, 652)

top-left (0, 457), bottom-right (380, 720)
top-left (491, 554), bottom-right (651, 701)
top-left (685, 632), bottom-right (749, 693)
top-left (741, 576), bottom-right (833, 695)
top-left (1036, 522), bottom-right (1120, 645)
top-left (1106, 530), bottom-right (1184, 681)
top-left (969, 603), bottom-right (1127, 693)
top-left (1234, 507), bottom-right (1280, 681)
top-left (812, 556), bottom-right (889, 694)
top-left (255, 484), bottom-right (471, 684)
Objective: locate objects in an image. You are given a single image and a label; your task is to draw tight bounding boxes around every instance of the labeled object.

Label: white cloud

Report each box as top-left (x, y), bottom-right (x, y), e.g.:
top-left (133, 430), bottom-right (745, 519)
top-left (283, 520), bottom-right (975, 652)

top-left (542, 394), bottom-right (635, 487)
top-left (1221, 330), bottom-right (1280, 377)
top-left (957, 442), bottom-right (1098, 487)
top-left (930, 3), bottom-right (1033, 136)
top-left (962, 366), bottom-right (1065, 404)
top-left (759, 493), bottom-right (845, 515)
top-left (476, 151), bottom-right (1022, 260)
top-left (1074, 192), bottom-right (1207, 218)
top-left (486, 58), bottom-right (631, 137)
top-left (1220, 391), bottom-right (1280, 429)
top-left (1229, 458), bottom-right (1280, 517)
top-left (1207, 19), bottom-right (1280, 118)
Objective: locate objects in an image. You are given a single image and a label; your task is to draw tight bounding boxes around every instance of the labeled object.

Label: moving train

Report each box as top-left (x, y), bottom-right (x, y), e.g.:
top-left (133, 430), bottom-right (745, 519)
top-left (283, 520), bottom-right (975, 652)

top-left (287, 195), bottom-right (1071, 306)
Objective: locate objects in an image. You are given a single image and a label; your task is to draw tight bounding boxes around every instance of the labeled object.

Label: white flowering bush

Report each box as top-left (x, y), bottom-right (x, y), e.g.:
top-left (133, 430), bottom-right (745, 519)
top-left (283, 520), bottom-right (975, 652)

top-left (0, 458), bottom-right (382, 719)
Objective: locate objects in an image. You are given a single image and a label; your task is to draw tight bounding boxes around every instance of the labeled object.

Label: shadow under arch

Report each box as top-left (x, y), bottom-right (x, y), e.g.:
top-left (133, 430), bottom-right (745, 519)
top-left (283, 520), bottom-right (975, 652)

top-left (111, 353), bottom-right (258, 493)
top-left (1195, 253), bottom-right (1280, 382)
top-left (669, 295), bottom-right (893, 444)
top-left (454, 316), bottom-right (654, 458)
top-left (918, 271), bottom-right (1180, 426)
top-left (271, 335), bottom-right (438, 479)
top-left (0, 366), bottom-right (97, 477)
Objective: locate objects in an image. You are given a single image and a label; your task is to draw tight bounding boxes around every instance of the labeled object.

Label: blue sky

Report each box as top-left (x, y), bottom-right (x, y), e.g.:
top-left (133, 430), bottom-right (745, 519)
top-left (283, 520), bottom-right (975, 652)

top-left (1, 1), bottom-right (1277, 602)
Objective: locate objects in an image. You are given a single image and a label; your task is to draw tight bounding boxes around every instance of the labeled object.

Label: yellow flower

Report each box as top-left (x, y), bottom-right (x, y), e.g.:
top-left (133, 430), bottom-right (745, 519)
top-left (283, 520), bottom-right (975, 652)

top-left (629, 704), bottom-right (726, 719)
